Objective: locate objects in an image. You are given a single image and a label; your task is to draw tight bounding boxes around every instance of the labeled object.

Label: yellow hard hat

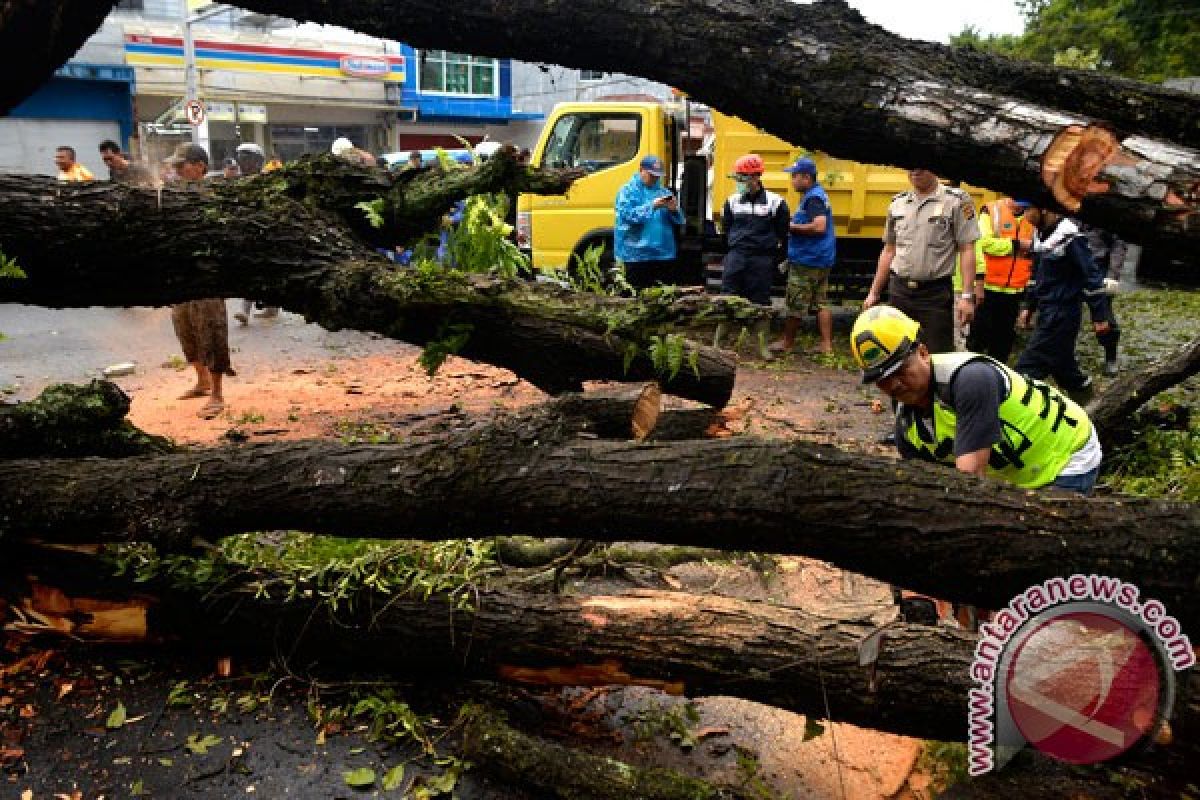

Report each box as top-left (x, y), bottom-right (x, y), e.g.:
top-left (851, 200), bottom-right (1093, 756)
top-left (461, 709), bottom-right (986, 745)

top-left (850, 305), bottom-right (920, 384)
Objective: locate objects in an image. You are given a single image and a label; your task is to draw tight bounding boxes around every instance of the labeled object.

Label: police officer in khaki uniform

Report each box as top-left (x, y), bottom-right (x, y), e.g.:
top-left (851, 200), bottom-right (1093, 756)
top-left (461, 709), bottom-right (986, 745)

top-left (864, 168), bottom-right (981, 354)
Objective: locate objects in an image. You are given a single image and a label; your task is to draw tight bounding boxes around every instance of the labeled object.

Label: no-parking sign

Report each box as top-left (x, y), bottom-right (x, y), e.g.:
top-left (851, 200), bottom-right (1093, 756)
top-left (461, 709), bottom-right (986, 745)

top-left (184, 99), bottom-right (206, 126)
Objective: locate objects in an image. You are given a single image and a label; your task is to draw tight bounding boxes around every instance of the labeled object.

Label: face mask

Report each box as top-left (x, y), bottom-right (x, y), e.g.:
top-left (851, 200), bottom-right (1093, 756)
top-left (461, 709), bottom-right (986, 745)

top-left (735, 176), bottom-right (752, 192)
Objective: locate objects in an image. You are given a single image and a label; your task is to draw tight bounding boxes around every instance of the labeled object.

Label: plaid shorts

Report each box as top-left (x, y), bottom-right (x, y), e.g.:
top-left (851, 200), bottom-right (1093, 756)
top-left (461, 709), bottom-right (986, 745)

top-left (785, 263), bottom-right (830, 313)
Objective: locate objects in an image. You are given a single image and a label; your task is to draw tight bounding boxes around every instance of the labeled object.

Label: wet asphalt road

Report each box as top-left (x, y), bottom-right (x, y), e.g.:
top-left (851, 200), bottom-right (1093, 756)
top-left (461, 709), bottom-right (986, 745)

top-left (0, 303), bottom-right (403, 402)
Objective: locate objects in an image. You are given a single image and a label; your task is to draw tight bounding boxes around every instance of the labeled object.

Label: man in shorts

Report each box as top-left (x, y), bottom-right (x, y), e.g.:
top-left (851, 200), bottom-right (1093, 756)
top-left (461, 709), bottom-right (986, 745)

top-left (773, 156), bottom-right (836, 354)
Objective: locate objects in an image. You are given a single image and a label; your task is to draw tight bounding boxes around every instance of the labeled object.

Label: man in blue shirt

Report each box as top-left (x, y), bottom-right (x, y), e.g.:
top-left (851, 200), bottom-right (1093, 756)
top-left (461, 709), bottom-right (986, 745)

top-left (773, 156), bottom-right (837, 354)
top-left (614, 155), bottom-right (685, 290)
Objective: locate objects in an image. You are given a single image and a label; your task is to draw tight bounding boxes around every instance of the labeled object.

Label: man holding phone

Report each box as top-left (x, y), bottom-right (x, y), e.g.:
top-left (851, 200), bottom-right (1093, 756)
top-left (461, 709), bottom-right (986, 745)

top-left (614, 155), bottom-right (686, 290)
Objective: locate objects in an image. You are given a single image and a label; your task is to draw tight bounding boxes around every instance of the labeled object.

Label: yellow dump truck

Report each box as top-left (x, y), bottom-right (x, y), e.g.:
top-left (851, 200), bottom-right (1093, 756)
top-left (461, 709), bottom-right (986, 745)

top-left (516, 102), bottom-right (999, 299)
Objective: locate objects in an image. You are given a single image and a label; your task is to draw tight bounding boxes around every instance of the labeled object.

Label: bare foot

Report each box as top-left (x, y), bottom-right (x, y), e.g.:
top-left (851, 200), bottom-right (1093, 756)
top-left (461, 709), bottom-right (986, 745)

top-left (197, 400), bottom-right (225, 420)
top-left (178, 386), bottom-right (210, 400)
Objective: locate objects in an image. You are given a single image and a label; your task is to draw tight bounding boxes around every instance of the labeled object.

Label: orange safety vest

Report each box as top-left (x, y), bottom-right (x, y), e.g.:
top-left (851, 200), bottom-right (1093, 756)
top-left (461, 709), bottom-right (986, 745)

top-left (981, 200), bottom-right (1035, 292)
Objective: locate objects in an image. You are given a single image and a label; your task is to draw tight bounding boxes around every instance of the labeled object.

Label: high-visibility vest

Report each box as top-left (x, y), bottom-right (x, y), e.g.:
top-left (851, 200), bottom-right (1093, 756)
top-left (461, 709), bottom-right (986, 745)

top-left (901, 353), bottom-right (1093, 489)
top-left (980, 201), bottom-right (1035, 292)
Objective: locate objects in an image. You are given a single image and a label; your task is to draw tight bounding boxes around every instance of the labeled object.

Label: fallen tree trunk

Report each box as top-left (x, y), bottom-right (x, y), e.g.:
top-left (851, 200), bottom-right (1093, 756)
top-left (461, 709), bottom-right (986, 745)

top-left (3, 407), bottom-right (1198, 631)
top-left (0, 380), bottom-right (173, 458)
top-left (1087, 333), bottom-right (1200, 448)
top-left (8, 547), bottom-right (1196, 784)
top-left (225, 0), bottom-right (1200, 256)
top-left (4, 1), bottom-right (1198, 253)
top-left (0, 167), bottom-right (748, 407)
top-left (0, 0), bottom-right (116, 117)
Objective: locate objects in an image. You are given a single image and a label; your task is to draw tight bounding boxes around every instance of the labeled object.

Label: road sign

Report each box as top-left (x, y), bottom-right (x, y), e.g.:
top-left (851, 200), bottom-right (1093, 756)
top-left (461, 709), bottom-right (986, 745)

top-left (184, 99), bottom-right (206, 126)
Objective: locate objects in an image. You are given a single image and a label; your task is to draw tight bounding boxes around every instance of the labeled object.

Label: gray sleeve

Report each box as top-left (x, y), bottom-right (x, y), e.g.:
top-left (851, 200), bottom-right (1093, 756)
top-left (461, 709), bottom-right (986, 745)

top-left (947, 362), bottom-right (1005, 457)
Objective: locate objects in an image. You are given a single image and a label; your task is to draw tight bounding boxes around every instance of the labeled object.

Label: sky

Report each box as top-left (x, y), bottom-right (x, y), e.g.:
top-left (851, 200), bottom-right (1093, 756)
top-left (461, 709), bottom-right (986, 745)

top-left (843, 0), bottom-right (1026, 44)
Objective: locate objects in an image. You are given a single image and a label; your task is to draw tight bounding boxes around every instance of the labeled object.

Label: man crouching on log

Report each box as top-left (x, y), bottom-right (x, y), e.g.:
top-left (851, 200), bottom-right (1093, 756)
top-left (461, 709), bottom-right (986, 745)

top-left (851, 305), bottom-right (1103, 626)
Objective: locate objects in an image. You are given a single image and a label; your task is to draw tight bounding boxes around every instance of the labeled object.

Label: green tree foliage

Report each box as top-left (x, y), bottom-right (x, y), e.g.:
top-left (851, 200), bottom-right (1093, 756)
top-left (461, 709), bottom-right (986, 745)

top-left (950, 0), bottom-right (1200, 83)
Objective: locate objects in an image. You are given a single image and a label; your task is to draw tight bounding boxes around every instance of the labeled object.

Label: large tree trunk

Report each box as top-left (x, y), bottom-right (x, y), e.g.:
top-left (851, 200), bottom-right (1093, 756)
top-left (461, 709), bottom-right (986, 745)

top-left (10, 547), bottom-right (1196, 786)
top-left (220, 0), bottom-right (1200, 256)
top-left (0, 156), bottom-right (749, 408)
top-left (0, 0), bottom-right (117, 117)
top-left (2, 1), bottom-right (1198, 253)
top-left (4, 399), bottom-right (1198, 632)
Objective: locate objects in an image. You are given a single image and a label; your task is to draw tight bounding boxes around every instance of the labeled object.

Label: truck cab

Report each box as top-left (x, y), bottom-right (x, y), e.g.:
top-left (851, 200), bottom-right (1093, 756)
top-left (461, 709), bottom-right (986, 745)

top-left (516, 102), bottom-right (688, 277)
top-left (518, 102), bottom-right (1000, 300)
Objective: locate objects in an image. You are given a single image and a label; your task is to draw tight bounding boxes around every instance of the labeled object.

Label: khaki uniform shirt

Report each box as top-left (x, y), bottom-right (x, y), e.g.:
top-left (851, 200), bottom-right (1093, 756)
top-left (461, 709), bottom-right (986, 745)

top-left (882, 184), bottom-right (980, 281)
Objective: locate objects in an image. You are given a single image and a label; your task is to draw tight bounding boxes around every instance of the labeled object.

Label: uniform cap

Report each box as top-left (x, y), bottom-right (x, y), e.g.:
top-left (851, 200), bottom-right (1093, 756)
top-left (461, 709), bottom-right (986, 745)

top-left (639, 155), bottom-right (665, 176)
top-left (166, 143), bottom-right (209, 166)
top-left (783, 156), bottom-right (817, 176)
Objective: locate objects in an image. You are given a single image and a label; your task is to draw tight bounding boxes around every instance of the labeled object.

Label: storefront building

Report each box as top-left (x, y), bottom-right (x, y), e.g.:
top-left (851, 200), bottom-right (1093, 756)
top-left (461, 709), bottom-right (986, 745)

top-left (0, 63), bottom-right (136, 177)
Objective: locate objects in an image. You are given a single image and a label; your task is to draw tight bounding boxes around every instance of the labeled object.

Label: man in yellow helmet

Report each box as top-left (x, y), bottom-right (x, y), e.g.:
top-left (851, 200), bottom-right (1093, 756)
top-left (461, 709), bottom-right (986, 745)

top-left (851, 305), bottom-right (1102, 494)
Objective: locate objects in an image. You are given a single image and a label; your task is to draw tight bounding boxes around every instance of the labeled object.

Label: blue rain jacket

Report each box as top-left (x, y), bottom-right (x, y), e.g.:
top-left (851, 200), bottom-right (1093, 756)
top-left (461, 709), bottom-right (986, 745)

top-left (614, 173), bottom-right (684, 263)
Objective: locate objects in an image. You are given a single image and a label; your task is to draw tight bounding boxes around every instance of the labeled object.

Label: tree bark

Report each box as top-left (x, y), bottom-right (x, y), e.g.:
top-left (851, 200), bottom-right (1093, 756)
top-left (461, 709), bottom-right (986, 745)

top-left (3, 408), bottom-right (1198, 632)
top-left (218, 0), bottom-right (1200, 256)
top-left (0, 380), bottom-right (173, 458)
top-left (0, 162), bottom-right (747, 407)
top-left (460, 708), bottom-right (728, 800)
top-left (3, 1), bottom-right (1199, 252)
top-left (0, 0), bottom-right (116, 117)
top-left (1087, 333), bottom-right (1200, 448)
top-left (11, 546), bottom-right (1197, 784)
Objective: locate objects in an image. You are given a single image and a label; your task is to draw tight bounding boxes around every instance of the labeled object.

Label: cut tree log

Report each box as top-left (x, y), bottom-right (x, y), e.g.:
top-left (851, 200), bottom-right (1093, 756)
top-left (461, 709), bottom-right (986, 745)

top-left (0, 159), bottom-right (753, 407)
top-left (3, 401), bottom-right (1198, 632)
top-left (3, 1), bottom-right (1198, 253)
top-left (7, 546), bottom-right (1195, 783)
top-left (0, 380), bottom-right (173, 458)
top-left (221, 0), bottom-right (1200, 256)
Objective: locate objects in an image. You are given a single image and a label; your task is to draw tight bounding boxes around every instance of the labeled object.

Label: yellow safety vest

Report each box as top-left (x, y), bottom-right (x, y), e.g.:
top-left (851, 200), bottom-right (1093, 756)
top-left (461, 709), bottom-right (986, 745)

top-left (902, 353), bottom-right (1093, 489)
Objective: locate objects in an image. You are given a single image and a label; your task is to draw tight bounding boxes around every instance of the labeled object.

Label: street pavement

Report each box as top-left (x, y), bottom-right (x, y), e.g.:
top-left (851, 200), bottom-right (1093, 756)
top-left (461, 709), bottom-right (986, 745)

top-left (0, 303), bottom-right (402, 402)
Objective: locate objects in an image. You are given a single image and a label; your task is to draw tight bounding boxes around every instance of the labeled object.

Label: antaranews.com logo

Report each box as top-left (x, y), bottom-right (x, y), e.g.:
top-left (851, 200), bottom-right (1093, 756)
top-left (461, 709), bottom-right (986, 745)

top-left (967, 574), bottom-right (1194, 775)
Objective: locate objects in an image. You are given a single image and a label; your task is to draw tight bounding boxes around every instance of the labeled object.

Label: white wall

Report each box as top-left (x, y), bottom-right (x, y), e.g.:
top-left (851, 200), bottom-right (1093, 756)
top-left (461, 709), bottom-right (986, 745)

top-left (0, 119), bottom-right (119, 176)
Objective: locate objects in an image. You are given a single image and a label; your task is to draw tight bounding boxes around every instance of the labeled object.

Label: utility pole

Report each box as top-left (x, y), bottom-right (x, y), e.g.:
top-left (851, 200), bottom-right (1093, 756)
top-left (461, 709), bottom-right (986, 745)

top-left (182, 3), bottom-right (229, 155)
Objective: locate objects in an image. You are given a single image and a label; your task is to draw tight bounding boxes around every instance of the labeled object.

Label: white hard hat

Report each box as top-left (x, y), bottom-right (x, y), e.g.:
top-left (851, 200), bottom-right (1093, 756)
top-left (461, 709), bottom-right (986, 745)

top-left (331, 137), bottom-right (354, 156)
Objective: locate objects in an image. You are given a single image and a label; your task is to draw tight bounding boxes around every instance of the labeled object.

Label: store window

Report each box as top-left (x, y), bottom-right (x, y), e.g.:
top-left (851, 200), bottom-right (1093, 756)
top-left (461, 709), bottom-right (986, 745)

top-left (579, 70), bottom-right (606, 82)
top-left (419, 50), bottom-right (498, 96)
top-left (541, 112), bottom-right (640, 173)
top-left (115, 0), bottom-right (144, 9)
top-left (269, 125), bottom-right (370, 163)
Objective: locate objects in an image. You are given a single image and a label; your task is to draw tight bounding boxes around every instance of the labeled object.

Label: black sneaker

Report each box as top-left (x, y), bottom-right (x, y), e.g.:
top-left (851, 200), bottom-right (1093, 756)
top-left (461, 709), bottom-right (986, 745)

top-left (1104, 358), bottom-right (1119, 377)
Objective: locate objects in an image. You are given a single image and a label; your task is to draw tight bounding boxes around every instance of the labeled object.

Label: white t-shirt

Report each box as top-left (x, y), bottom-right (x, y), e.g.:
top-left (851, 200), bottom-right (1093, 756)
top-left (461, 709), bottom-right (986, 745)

top-left (1058, 426), bottom-right (1102, 476)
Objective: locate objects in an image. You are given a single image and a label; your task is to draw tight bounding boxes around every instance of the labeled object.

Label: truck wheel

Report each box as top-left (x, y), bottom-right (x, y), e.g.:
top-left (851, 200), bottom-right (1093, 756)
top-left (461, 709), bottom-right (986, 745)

top-left (569, 238), bottom-right (617, 291)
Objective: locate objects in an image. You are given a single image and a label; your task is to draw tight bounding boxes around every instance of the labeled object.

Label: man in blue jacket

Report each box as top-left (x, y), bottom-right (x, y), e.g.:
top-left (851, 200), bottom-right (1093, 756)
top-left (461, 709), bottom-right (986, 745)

top-left (614, 155), bottom-right (685, 290)
top-left (772, 156), bottom-right (837, 354)
top-left (1015, 208), bottom-right (1110, 403)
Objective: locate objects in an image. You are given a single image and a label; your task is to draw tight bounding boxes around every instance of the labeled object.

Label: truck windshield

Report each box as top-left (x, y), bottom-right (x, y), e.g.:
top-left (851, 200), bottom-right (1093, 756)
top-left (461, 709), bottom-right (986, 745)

top-left (541, 113), bottom-right (641, 173)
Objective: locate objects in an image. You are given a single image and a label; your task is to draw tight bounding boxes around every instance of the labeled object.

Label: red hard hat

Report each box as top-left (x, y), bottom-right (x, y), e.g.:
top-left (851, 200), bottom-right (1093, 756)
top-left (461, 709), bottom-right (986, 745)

top-left (733, 154), bottom-right (765, 175)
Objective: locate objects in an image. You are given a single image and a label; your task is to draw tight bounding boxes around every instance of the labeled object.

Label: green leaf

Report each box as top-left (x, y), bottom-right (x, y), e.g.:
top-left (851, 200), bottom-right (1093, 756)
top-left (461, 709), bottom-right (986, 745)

top-left (158, 757), bottom-right (174, 767)
top-left (802, 716), bottom-right (826, 742)
top-left (106, 701), bottom-right (127, 729)
top-left (185, 732), bottom-right (224, 755)
top-left (130, 778), bottom-right (148, 797)
top-left (343, 767), bottom-right (377, 788)
top-left (382, 764), bottom-right (405, 791)
top-left (355, 199), bottom-right (385, 229)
